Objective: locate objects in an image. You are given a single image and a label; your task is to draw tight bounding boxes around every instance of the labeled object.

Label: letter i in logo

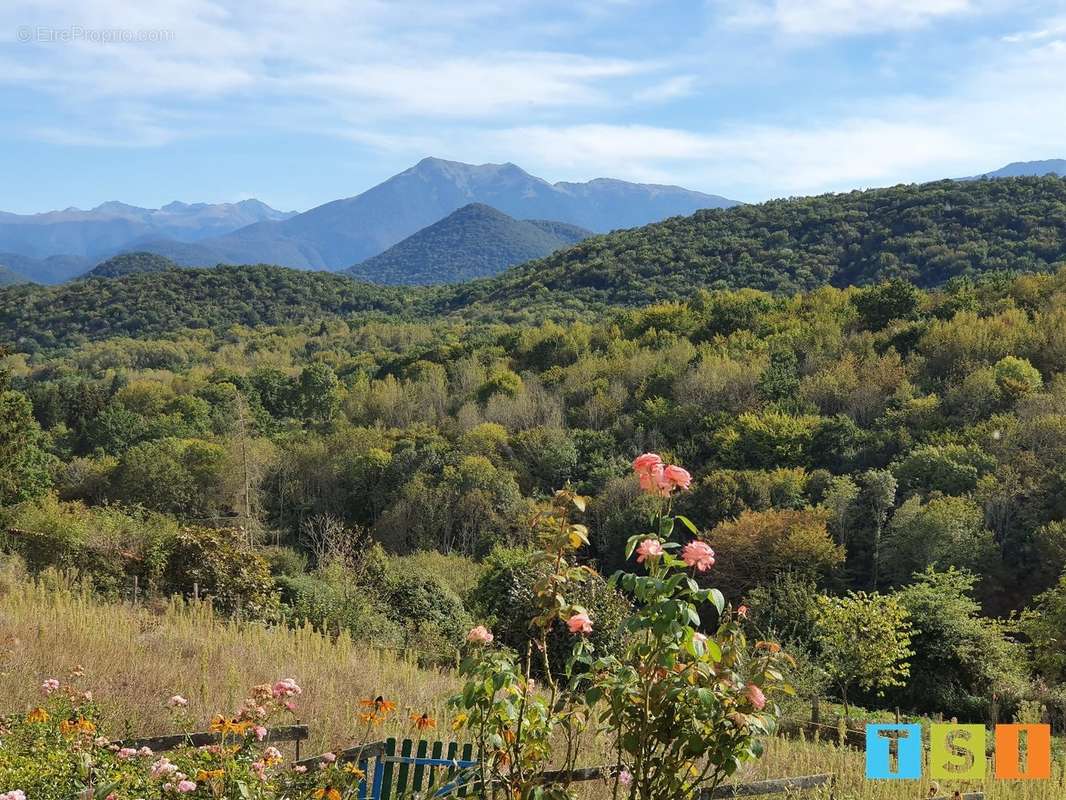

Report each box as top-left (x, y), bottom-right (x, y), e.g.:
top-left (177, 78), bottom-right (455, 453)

top-left (866, 724), bottom-right (922, 780)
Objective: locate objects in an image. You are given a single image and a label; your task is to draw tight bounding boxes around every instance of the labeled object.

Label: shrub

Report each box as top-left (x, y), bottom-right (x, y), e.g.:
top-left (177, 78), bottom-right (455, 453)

top-left (161, 526), bottom-right (278, 618)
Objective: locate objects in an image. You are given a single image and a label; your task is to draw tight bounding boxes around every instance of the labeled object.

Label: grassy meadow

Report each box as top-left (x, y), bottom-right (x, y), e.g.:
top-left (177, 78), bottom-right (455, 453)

top-left (4, 565), bottom-right (1066, 800)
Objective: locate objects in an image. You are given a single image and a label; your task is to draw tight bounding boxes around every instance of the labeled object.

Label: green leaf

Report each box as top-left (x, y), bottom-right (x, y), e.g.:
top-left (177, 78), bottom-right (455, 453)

top-left (676, 514), bottom-right (699, 535)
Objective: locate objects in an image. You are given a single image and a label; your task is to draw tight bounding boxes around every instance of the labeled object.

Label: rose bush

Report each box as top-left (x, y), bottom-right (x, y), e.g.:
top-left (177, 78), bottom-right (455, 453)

top-left (450, 453), bottom-right (791, 800)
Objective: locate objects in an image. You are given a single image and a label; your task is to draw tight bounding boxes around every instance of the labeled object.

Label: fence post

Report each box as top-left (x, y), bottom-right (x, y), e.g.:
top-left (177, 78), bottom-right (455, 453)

top-left (193, 582), bottom-right (200, 602)
top-left (133, 575), bottom-right (139, 604)
top-left (811, 696), bottom-right (820, 725)
top-left (295, 718), bottom-right (301, 762)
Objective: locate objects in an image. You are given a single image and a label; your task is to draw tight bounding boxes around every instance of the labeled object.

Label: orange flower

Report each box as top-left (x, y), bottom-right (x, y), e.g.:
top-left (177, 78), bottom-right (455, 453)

top-left (344, 764), bottom-right (366, 779)
top-left (59, 717), bottom-right (95, 736)
top-left (26, 707), bottom-right (49, 723)
top-left (196, 769), bottom-right (225, 781)
top-left (314, 788), bottom-right (342, 800)
top-left (410, 713), bottom-right (436, 731)
top-left (210, 715), bottom-right (252, 736)
top-left (359, 696), bottom-right (396, 713)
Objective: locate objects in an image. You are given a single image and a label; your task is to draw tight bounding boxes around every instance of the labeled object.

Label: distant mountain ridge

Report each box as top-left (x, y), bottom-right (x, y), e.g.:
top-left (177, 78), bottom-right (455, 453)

top-left (346, 203), bottom-right (592, 285)
top-left (138, 158), bottom-right (738, 271)
top-left (965, 159), bottom-right (1066, 179)
top-left (0, 199), bottom-right (296, 282)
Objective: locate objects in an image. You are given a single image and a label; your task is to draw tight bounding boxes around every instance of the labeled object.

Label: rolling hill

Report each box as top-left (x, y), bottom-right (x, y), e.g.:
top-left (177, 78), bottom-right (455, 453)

top-left (150, 158), bottom-right (736, 270)
top-left (345, 203), bottom-right (592, 284)
top-left (0, 265), bottom-right (29, 286)
top-left (83, 251), bottom-right (182, 279)
top-left (447, 175), bottom-right (1066, 309)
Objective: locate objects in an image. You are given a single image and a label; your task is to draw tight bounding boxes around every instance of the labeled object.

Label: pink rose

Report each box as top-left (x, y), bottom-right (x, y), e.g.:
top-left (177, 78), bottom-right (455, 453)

top-left (635, 538), bottom-right (664, 563)
top-left (746, 684), bottom-right (766, 710)
top-left (632, 453), bottom-right (664, 475)
top-left (271, 678), bottom-right (302, 699)
top-left (254, 725), bottom-right (268, 741)
top-left (0, 791), bottom-right (27, 800)
top-left (681, 541), bottom-right (715, 571)
top-left (617, 770), bottom-right (633, 787)
top-left (41, 678), bottom-right (60, 695)
top-left (116, 747), bottom-right (138, 760)
top-left (176, 779), bottom-right (197, 793)
top-left (166, 695), bottom-right (188, 709)
top-left (567, 612), bottom-right (592, 635)
top-left (660, 464), bottom-right (692, 493)
top-left (466, 625), bottom-right (494, 645)
top-left (292, 765), bottom-right (308, 774)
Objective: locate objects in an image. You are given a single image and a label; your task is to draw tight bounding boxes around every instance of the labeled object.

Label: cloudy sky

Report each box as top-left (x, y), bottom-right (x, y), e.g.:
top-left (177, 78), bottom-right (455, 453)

top-left (2, 0), bottom-right (1065, 213)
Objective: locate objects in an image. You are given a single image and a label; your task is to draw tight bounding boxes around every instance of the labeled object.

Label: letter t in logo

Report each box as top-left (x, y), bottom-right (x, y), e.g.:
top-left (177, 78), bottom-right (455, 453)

top-left (866, 724), bottom-right (922, 780)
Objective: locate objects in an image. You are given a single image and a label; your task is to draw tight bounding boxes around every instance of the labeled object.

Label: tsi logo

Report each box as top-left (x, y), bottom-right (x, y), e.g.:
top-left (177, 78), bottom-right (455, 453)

top-left (865, 723), bottom-right (1052, 781)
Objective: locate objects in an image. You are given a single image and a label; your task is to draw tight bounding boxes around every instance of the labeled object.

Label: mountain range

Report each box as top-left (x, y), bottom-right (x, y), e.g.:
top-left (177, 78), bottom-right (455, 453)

top-left (0, 199), bottom-right (295, 282)
top-left (345, 203), bottom-right (592, 285)
top-left (6, 173), bottom-right (1066, 351)
top-left (0, 158), bottom-right (736, 282)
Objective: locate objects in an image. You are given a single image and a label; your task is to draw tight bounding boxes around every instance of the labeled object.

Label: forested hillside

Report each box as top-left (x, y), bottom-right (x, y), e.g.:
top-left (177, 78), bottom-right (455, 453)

top-left (345, 203), bottom-right (592, 285)
top-left (0, 265), bottom-right (419, 350)
top-left (5, 266), bottom-right (1066, 721)
top-left (450, 176), bottom-right (1066, 310)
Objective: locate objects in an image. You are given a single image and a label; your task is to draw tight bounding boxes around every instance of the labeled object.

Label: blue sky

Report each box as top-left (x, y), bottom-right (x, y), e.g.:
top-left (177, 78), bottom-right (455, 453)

top-left (2, 0), bottom-right (1065, 213)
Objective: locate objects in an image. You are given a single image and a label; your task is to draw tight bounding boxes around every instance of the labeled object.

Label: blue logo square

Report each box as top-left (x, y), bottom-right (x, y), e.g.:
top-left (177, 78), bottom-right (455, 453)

top-left (866, 724), bottom-right (922, 780)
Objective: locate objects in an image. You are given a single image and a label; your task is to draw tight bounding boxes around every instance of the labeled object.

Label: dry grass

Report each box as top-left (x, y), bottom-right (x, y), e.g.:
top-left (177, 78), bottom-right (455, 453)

top-left (4, 568), bottom-right (1066, 798)
top-left (0, 568), bottom-right (459, 755)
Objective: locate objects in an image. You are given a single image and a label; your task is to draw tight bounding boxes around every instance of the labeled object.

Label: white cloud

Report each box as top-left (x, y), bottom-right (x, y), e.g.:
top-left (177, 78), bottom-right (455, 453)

top-left (719, 0), bottom-right (977, 38)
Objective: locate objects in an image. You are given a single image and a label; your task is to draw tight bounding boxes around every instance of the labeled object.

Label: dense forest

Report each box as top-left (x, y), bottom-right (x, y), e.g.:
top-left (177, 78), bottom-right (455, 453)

top-left (447, 176), bottom-right (1066, 311)
top-left (4, 260), bottom-right (1066, 722)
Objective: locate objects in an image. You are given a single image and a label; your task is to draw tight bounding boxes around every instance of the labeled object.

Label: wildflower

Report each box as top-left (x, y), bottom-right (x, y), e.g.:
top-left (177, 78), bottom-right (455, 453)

top-left (210, 715), bottom-right (251, 736)
top-left (344, 763), bottom-right (366, 779)
top-left (195, 769), bottom-right (224, 781)
top-left (292, 765), bottom-right (308, 774)
top-left (272, 678), bottom-right (302, 699)
top-left (566, 612), bottom-right (593, 635)
top-left (737, 605), bottom-right (748, 618)
top-left (359, 696), bottom-right (397, 713)
top-left (617, 770), bottom-right (633, 787)
top-left (320, 752), bottom-right (337, 764)
top-left (0, 791), bottom-right (27, 800)
top-left (635, 539), bottom-right (664, 563)
top-left (41, 678), bottom-right (60, 695)
top-left (59, 717), bottom-right (96, 736)
top-left (116, 747), bottom-right (139, 760)
top-left (254, 725), bottom-right (268, 741)
top-left (263, 747), bottom-right (283, 765)
top-left (26, 707), bottom-right (49, 723)
top-left (151, 757), bottom-right (178, 779)
top-left (71, 664), bottom-right (85, 677)
top-left (411, 713), bottom-right (436, 730)
top-left (166, 695), bottom-right (188, 709)
top-left (138, 746), bottom-right (154, 758)
top-left (466, 625), bottom-right (494, 645)
top-left (681, 540), bottom-right (715, 571)
top-left (176, 779), bottom-right (197, 793)
top-left (746, 684), bottom-right (766, 710)
top-left (315, 789), bottom-right (342, 800)
top-left (450, 712), bottom-right (468, 731)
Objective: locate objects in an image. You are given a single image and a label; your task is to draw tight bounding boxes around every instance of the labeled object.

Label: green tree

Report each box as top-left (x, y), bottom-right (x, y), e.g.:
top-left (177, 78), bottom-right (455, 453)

top-left (0, 388), bottom-right (55, 505)
top-left (814, 591), bottom-right (913, 718)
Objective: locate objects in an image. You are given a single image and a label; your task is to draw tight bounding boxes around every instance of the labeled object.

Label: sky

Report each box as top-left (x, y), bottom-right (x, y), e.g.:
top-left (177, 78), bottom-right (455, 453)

top-left (1, 0), bottom-right (1066, 213)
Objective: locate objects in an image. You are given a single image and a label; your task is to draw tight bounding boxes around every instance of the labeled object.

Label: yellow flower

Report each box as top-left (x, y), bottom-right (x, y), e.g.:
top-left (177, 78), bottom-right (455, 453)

top-left (344, 764), bottom-right (366, 779)
top-left (210, 715), bottom-right (252, 736)
top-left (26, 707), bottom-right (49, 723)
top-left (196, 769), bottom-right (225, 781)
top-left (314, 788), bottom-right (342, 800)
top-left (59, 717), bottom-right (96, 736)
top-left (450, 713), bottom-right (468, 732)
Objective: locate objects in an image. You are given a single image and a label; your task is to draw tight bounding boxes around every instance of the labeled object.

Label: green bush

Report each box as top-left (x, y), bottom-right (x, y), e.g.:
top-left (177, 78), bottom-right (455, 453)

top-left (471, 546), bottom-right (629, 675)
